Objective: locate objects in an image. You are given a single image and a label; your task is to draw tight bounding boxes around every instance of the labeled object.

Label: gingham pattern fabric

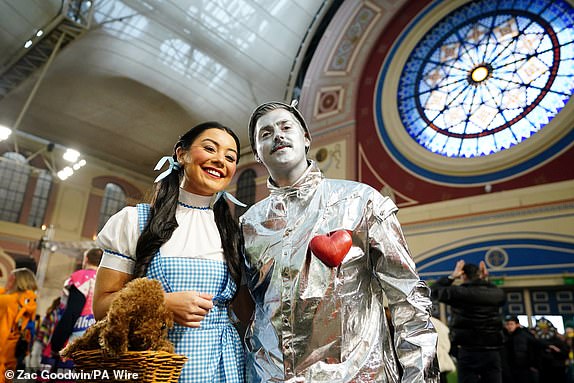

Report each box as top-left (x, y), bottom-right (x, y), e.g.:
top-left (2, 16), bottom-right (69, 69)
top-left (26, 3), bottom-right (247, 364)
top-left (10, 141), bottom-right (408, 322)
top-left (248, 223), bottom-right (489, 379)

top-left (137, 203), bottom-right (245, 383)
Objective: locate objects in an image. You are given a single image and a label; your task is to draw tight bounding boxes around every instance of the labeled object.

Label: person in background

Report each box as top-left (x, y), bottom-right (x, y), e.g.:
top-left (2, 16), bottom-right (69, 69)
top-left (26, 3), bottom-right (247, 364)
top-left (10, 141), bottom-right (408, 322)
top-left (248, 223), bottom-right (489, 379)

top-left (431, 260), bottom-right (506, 383)
top-left (0, 268), bottom-right (38, 382)
top-left (533, 318), bottom-right (569, 383)
top-left (240, 101), bottom-right (438, 382)
top-left (28, 297), bottom-right (61, 372)
top-left (430, 316), bottom-right (456, 383)
top-left (502, 316), bottom-right (541, 383)
top-left (48, 247), bottom-right (102, 370)
top-left (566, 327), bottom-right (574, 383)
top-left (93, 122), bottom-right (253, 383)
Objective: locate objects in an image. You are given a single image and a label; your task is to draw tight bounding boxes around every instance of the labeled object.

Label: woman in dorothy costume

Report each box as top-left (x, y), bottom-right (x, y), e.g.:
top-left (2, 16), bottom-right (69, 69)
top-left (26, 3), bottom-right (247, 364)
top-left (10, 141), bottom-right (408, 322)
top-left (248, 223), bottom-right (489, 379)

top-left (92, 122), bottom-right (253, 382)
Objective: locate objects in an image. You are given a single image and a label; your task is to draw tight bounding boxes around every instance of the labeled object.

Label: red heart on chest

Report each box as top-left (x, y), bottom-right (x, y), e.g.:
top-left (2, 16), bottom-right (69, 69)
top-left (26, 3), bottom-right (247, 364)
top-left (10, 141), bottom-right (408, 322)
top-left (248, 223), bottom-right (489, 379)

top-left (309, 230), bottom-right (353, 268)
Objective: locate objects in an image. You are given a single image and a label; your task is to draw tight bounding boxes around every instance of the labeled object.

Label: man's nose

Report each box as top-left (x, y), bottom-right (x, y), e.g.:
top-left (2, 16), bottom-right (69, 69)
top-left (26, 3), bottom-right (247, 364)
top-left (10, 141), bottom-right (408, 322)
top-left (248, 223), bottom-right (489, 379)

top-left (272, 128), bottom-right (285, 141)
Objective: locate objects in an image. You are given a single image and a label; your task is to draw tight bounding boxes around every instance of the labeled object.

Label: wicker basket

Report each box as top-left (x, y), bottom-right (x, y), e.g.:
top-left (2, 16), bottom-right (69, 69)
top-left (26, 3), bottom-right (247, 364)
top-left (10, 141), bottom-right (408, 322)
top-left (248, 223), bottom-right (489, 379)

top-left (71, 350), bottom-right (187, 382)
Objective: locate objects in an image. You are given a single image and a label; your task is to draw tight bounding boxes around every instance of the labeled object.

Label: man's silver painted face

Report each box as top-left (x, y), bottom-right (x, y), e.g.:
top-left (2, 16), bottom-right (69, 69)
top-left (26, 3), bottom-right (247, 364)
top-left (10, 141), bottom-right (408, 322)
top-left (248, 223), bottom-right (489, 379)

top-left (254, 109), bottom-right (310, 173)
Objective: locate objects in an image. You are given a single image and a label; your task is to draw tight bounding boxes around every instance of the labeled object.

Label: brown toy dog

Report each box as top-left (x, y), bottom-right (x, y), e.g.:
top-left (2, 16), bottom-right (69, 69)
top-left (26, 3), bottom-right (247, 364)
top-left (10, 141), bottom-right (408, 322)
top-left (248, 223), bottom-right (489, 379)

top-left (61, 278), bottom-right (174, 358)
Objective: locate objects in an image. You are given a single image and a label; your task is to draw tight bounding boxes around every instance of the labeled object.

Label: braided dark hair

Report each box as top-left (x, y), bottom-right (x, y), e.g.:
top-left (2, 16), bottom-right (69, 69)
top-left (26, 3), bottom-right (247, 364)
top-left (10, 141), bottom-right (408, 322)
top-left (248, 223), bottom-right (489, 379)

top-left (134, 122), bottom-right (242, 285)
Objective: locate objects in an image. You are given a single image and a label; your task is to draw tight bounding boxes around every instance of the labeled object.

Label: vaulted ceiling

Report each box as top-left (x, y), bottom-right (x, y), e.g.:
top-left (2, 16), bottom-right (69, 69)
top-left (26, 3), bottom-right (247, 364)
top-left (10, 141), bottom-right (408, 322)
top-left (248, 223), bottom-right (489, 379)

top-left (0, 0), bottom-right (333, 177)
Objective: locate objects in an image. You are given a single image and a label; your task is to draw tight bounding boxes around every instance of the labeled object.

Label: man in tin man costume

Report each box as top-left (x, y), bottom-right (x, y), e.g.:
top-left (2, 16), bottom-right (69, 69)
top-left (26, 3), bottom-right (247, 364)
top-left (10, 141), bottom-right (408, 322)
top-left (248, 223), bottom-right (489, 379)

top-left (239, 100), bottom-right (439, 382)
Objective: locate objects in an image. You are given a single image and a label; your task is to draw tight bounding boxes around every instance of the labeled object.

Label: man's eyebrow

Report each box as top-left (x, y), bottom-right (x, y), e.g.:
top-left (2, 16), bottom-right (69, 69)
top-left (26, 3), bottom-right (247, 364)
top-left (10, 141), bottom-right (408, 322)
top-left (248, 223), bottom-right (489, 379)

top-left (260, 119), bottom-right (293, 130)
top-left (201, 138), bottom-right (238, 154)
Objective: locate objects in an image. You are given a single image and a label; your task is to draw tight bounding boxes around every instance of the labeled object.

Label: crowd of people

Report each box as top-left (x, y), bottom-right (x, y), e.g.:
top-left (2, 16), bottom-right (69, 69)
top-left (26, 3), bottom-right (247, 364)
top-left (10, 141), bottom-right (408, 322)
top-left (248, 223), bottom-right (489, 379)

top-left (0, 103), bottom-right (573, 383)
top-left (0, 248), bottom-right (103, 383)
top-left (432, 260), bottom-right (574, 383)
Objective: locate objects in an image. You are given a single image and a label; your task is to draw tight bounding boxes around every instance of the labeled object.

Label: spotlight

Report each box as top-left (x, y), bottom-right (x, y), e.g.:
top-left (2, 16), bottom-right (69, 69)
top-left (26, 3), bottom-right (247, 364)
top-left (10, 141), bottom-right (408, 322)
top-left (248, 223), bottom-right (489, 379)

top-left (57, 166), bottom-right (74, 180)
top-left (63, 148), bottom-right (80, 162)
top-left (0, 125), bottom-right (12, 141)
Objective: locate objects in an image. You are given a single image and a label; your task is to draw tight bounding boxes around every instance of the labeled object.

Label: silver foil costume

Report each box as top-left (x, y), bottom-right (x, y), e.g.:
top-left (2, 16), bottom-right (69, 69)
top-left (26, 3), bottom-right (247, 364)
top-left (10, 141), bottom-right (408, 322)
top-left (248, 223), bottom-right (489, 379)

top-left (240, 162), bottom-right (438, 382)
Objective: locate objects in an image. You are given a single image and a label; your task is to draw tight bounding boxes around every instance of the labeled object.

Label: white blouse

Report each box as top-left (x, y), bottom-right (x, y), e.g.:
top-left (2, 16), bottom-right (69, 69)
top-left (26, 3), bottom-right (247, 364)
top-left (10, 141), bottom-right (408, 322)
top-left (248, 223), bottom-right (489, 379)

top-left (97, 188), bottom-right (224, 275)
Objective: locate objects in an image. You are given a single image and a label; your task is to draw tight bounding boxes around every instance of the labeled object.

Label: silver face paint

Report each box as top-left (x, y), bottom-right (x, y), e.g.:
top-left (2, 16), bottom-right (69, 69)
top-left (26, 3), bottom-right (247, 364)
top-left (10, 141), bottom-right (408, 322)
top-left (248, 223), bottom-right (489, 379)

top-left (240, 162), bottom-right (439, 382)
top-left (254, 108), bottom-right (310, 187)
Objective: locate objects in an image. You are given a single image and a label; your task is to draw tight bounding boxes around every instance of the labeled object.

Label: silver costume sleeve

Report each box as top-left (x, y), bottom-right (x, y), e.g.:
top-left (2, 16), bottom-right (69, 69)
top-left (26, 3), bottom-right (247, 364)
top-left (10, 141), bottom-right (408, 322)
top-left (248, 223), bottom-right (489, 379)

top-left (369, 197), bottom-right (439, 383)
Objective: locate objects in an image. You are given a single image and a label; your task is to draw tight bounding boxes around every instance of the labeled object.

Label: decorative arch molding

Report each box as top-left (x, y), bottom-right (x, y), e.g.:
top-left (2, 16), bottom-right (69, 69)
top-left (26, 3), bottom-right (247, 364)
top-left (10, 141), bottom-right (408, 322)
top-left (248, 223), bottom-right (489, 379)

top-left (91, 175), bottom-right (143, 200)
top-left (417, 237), bottom-right (574, 281)
top-left (82, 176), bottom-right (144, 239)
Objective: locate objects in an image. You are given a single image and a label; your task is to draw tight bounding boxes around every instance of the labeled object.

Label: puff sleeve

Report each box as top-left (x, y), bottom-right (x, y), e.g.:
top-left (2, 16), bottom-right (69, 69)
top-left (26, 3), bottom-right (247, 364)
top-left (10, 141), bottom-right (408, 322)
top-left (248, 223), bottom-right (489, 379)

top-left (95, 206), bottom-right (139, 274)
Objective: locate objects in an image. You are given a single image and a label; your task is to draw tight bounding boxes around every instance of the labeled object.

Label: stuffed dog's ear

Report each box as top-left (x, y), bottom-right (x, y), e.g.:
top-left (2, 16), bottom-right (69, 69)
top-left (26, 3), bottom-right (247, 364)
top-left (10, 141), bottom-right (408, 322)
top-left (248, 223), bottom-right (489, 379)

top-left (100, 313), bottom-right (130, 357)
top-left (100, 295), bottom-right (131, 357)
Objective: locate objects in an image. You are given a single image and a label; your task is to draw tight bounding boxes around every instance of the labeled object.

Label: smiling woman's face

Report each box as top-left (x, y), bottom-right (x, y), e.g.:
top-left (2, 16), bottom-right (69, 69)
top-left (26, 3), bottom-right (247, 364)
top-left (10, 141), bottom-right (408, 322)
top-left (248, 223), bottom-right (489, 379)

top-left (254, 108), bottom-right (310, 180)
top-left (177, 128), bottom-right (238, 196)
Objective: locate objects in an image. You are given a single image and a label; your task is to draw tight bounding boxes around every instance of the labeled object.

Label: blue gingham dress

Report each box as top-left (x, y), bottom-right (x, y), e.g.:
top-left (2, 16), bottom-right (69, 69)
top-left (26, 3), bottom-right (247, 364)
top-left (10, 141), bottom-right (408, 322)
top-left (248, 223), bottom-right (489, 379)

top-left (137, 204), bottom-right (245, 383)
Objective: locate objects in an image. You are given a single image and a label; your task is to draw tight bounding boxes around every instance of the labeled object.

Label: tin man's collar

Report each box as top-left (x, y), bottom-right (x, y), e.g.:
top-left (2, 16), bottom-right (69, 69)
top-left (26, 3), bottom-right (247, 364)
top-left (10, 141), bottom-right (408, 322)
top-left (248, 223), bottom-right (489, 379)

top-left (268, 161), bottom-right (323, 199)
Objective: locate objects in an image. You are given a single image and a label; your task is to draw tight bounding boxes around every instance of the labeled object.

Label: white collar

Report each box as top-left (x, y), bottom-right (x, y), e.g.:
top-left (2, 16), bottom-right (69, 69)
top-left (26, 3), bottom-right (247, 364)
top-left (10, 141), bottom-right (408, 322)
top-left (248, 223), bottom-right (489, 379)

top-left (179, 188), bottom-right (212, 209)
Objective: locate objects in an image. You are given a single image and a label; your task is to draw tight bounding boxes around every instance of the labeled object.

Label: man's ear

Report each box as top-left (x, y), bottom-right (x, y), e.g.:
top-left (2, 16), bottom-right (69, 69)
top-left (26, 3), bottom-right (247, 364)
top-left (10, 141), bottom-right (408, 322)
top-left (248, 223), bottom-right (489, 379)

top-left (304, 136), bottom-right (311, 152)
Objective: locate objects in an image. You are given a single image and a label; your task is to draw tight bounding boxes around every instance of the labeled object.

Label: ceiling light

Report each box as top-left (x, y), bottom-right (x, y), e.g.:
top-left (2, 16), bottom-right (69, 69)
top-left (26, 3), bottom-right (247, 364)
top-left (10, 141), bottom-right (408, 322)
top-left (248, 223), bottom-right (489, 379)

top-left (24, 40), bottom-right (33, 48)
top-left (57, 166), bottom-right (74, 180)
top-left (36, 30), bottom-right (44, 37)
top-left (0, 125), bottom-right (12, 141)
top-left (63, 148), bottom-right (80, 162)
top-left (72, 159), bottom-right (87, 170)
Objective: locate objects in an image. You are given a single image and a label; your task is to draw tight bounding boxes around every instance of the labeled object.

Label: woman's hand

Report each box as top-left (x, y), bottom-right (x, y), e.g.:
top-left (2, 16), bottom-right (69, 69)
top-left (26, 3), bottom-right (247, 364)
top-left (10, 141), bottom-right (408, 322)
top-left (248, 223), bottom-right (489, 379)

top-left (165, 291), bottom-right (214, 327)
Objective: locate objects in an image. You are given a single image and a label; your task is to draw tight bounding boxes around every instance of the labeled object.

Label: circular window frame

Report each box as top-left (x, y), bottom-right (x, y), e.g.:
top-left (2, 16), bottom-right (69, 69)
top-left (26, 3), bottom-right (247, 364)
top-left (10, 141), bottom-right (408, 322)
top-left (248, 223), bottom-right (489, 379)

top-left (375, 0), bottom-right (574, 184)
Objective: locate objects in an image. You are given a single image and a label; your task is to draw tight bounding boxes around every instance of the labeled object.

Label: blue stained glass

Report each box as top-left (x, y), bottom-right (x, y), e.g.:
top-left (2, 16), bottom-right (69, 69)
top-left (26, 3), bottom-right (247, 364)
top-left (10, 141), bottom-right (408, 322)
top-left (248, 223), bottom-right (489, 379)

top-left (557, 12), bottom-right (574, 28)
top-left (397, 0), bottom-right (574, 157)
top-left (516, 0), bottom-right (530, 9)
top-left (426, 110), bottom-right (441, 121)
top-left (407, 121), bottom-right (426, 137)
top-left (557, 29), bottom-right (574, 45)
top-left (496, 128), bottom-right (519, 148)
top-left (428, 133), bottom-right (449, 153)
top-left (552, 77), bottom-right (574, 97)
top-left (460, 138), bottom-right (478, 157)
top-left (561, 46), bottom-right (574, 61)
top-left (542, 91), bottom-right (568, 111)
top-left (510, 118), bottom-right (534, 139)
top-left (501, 108), bottom-right (522, 121)
top-left (418, 126), bottom-right (436, 143)
top-left (536, 51), bottom-right (554, 68)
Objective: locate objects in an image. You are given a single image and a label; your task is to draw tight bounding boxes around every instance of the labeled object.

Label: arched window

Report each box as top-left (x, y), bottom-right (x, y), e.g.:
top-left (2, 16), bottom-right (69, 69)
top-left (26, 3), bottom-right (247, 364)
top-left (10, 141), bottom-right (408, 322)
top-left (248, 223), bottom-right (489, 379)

top-left (234, 169), bottom-right (256, 220)
top-left (27, 169), bottom-right (53, 227)
top-left (98, 183), bottom-right (126, 231)
top-left (0, 152), bottom-right (30, 222)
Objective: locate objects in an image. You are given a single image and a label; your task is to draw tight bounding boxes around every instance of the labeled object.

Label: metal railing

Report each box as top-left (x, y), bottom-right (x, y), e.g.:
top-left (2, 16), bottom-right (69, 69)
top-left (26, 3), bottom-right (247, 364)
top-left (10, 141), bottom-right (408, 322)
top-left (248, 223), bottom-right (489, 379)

top-left (0, 0), bottom-right (95, 100)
